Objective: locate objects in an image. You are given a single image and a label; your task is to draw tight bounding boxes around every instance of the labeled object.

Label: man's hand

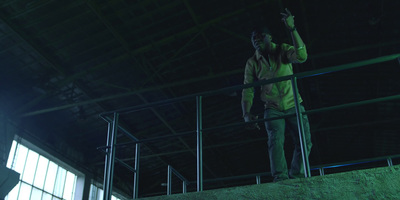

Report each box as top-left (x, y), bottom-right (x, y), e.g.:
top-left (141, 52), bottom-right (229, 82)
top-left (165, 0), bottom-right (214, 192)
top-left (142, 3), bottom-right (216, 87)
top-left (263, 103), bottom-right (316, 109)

top-left (243, 113), bottom-right (261, 130)
top-left (280, 8), bottom-right (295, 30)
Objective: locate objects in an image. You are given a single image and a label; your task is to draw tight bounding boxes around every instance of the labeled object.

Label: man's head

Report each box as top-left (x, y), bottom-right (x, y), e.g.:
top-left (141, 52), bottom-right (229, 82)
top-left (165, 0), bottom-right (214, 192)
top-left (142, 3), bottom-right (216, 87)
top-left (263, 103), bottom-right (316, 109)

top-left (251, 27), bottom-right (272, 52)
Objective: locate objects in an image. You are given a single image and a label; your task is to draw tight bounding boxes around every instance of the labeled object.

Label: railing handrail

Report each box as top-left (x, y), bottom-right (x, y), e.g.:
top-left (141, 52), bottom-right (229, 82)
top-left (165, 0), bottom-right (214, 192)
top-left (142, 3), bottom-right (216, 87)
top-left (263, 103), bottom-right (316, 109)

top-left (99, 53), bottom-right (400, 116)
top-left (169, 165), bottom-right (190, 184)
top-left (312, 154), bottom-right (400, 170)
top-left (186, 154), bottom-right (400, 185)
top-left (98, 93), bottom-right (400, 146)
top-left (167, 165), bottom-right (189, 195)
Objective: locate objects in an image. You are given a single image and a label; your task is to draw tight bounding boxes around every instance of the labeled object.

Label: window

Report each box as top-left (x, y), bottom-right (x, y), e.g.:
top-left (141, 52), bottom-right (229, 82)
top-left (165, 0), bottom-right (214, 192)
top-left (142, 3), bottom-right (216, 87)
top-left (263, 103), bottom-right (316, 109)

top-left (5, 140), bottom-right (77, 200)
top-left (89, 184), bottom-right (121, 200)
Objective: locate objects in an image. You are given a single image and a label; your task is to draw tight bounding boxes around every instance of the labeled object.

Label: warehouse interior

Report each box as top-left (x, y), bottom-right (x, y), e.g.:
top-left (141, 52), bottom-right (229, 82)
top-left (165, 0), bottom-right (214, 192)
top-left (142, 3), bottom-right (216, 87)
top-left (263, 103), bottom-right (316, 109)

top-left (0, 0), bottom-right (399, 199)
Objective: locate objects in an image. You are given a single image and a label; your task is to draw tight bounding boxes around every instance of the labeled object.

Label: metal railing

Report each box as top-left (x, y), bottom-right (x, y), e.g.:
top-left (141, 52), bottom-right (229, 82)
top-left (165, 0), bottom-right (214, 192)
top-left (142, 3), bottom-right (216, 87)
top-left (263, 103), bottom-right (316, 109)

top-left (190, 154), bottom-right (399, 185)
top-left (167, 165), bottom-right (189, 195)
top-left (99, 53), bottom-right (400, 199)
top-left (313, 154), bottom-right (399, 176)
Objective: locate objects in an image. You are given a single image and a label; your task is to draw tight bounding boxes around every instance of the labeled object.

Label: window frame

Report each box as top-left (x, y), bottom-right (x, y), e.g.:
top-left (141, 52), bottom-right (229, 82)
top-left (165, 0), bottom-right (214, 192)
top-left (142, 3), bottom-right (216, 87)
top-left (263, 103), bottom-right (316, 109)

top-left (6, 137), bottom-right (84, 200)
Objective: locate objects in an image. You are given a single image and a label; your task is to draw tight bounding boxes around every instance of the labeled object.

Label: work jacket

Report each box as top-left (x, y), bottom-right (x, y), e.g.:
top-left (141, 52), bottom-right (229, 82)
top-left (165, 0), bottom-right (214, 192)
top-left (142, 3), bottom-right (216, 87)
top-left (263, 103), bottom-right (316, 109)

top-left (241, 42), bottom-right (307, 111)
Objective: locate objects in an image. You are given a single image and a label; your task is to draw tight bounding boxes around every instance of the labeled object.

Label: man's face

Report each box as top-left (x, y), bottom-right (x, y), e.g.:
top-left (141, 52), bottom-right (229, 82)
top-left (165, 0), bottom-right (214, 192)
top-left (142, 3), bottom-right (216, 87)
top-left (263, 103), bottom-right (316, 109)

top-left (251, 31), bottom-right (272, 52)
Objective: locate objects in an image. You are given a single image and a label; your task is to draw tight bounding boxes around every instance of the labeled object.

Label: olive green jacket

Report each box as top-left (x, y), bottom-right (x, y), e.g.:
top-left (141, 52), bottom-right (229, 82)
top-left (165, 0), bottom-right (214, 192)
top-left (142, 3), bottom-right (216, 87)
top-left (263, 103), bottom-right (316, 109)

top-left (241, 42), bottom-right (307, 111)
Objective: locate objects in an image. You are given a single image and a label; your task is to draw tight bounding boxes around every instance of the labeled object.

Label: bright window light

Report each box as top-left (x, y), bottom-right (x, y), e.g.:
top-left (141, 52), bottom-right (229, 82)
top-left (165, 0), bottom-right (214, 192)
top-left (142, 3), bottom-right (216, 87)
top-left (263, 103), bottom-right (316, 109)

top-left (53, 166), bottom-right (67, 197)
top-left (89, 184), bottom-right (121, 200)
top-left (30, 187), bottom-right (42, 200)
top-left (13, 143), bottom-right (28, 175)
top-left (6, 139), bottom-right (126, 200)
top-left (63, 171), bottom-right (76, 200)
top-left (33, 156), bottom-right (49, 188)
top-left (41, 193), bottom-right (52, 200)
top-left (17, 182), bottom-right (31, 200)
top-left (22, 150), bottom-right (39, 184)
top-left (5, 140), bottom-right (77, 200)
top-left (6, 140), bottom-right (17, 169)
top-left (44, 161), bottom-right (57, 193)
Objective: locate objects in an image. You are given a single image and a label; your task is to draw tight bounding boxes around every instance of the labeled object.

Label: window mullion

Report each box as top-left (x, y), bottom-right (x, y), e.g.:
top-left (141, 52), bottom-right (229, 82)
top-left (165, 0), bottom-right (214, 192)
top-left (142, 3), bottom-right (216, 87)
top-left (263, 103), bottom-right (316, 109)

top-left (31, 155), bottom-right (40, 187)
top-left (17, 146), bottom-right (30, 200)
top-left (53, 166), bottom-right (60, 195)
top-left (60, 170), bottom-right (66, 199)
top-left (40, 159), bottom-right (50, 200)
top-left (20, 145), bottom-right (29, 179)
top-left (42, 158), bottom-right (50, 188)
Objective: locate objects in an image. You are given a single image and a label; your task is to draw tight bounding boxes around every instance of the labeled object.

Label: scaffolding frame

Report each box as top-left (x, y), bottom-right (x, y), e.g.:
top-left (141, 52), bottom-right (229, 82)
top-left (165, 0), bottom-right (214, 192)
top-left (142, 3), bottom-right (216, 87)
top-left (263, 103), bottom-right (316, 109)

top-left (167, 165), bottom-right (189, 195)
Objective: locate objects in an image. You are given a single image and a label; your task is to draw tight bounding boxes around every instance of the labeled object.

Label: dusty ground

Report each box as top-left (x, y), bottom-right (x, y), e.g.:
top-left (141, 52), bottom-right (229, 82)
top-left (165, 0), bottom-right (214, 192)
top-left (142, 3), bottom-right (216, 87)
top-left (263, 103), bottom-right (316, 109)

top-left (139, 165), bottom-right (400, 200)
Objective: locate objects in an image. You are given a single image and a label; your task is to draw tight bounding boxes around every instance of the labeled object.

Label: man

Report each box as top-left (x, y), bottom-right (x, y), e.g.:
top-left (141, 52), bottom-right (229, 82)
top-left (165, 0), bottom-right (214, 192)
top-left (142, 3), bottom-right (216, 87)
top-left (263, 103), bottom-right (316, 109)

top-left (241, 8), bottom-right (312, 182)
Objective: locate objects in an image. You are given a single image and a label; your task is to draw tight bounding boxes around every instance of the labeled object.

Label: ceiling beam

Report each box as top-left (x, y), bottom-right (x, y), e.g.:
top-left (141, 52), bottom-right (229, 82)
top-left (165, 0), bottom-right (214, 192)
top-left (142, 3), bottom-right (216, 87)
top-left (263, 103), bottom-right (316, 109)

top-left (20, 68), bottom-right (243, 117)
top-left (49, 1), bottom-right (265, 86)
top-left (139, 27), bottom-right (205, 87)
top-left (0, 16), bottom-right (72, 115)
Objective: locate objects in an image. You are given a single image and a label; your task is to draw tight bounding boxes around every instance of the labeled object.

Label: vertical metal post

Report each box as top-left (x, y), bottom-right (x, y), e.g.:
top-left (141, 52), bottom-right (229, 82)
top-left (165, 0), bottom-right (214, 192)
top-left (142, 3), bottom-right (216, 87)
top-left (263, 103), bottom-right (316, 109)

top-left (196, 96), bottom-right (203, 192)
top-left (103, 122), bottom-right (111, 197)
top-left (182, 181), bottom-right (187, 193)
top-left (319, 168), bottom-right (325, 176)
top-left (167, 165), bottom-right (172, 195)
top-left (133, 143), bottom-right (140, 199)
top-left (387, 157), bottom-right (393, 167)
top-left (256, 176), bottom-right (261, 184)
top-left (103, 112), bottom-right (119, 200)
top-left (291, 77), bottom-right (311, 178)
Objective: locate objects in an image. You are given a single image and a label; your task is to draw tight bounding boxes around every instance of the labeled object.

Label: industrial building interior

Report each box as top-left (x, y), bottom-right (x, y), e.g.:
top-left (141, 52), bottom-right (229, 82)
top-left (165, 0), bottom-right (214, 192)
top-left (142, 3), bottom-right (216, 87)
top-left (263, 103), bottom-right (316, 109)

top-left (0, 0), bottom-right (399, 199)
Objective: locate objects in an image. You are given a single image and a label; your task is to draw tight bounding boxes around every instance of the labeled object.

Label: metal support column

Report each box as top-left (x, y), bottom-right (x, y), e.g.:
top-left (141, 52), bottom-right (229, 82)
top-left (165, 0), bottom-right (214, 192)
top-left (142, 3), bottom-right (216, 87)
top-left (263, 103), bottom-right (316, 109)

top-left (196, 96), bottom-right (203, 192)
top-left (167, 165), bottom-right (172, 195)
top-left (133, 143), bottom-right (140, 199)
top-left (256, 176), bottom-right (261, 184)
top-left (103, 112), bottom-right (119, 200)
top-left (387, 157), bottom-right (393, 167)
top-left (291, 77), bottom-right (311, 178)
top-left (319, 168), bottom-right (325, 176)
top-left (182, 181), bottom-right (187, 193)
top-left (102, 122), bottom-right (111, 197)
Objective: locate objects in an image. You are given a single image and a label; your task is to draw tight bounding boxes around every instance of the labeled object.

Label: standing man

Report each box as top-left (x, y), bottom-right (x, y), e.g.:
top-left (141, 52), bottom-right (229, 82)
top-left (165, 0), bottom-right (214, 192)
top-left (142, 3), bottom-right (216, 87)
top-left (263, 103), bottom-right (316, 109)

top-left (241, 8), bottom-right (312, 182)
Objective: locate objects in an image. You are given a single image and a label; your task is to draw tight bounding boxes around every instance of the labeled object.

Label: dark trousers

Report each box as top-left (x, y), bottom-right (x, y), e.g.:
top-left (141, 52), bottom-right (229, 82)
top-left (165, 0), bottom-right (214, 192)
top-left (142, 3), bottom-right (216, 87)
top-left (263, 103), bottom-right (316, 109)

top-left (264, 105), bottom-right (312, 179)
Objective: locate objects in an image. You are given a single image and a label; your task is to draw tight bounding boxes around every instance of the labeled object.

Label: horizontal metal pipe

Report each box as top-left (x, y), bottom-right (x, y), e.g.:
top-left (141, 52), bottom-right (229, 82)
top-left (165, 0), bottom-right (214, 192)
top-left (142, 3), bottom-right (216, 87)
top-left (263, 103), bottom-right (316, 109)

top-left (97, 53), bottom-right (400, 116)
top-left (98, 148), bottom-right (136, 173)
top-left (189, 172), bottom-right (271, 184)
top-left (313, 117), bottom-right (400, 133)
top-left (204, 94), bottom-right (400, 133)
top-left (303, 95), bottom-right (400, 116)
top-left (115, 130), bottom-right (196, 145)
top-left (113, 138), bottom-right (266, 162)
top-left (189, 154), bottom-right (400, 184)
top-left (311, 154), bottom-right (400, 170)
top-left (202, 114), bottom-right (296, 132)
top-left (102, 94), bottom-right (400, 146)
